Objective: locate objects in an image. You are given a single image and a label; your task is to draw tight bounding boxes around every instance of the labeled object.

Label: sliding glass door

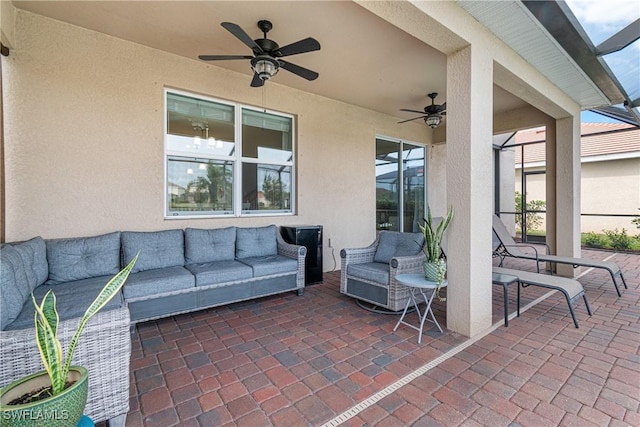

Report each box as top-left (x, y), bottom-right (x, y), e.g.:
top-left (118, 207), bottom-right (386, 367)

top-left (375, 137), bottom-right (426, 232)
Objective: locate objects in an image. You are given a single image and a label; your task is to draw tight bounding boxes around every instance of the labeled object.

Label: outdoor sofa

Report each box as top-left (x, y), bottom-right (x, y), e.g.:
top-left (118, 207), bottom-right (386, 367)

top-left (0, 225), bottom-right (305, 425)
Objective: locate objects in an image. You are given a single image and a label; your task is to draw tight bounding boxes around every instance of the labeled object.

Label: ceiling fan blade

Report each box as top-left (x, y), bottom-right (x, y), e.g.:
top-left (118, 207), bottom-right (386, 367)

top-left (198, 55), bottom-right (254, 61)
top-left (398, 116), bottom-right (426, 124)
top-left (400, 108), bottom-right (427, 114)
top-left (279, 60), bottom-right (319, 81)
top-left (277, 37), bottom-right (321, 57)
top-left (221, 22), bottom-right (264, 54)
top-left (438, 102), bottom-right (447, 112)
top-left (250, 73), bottom-right (265, 87)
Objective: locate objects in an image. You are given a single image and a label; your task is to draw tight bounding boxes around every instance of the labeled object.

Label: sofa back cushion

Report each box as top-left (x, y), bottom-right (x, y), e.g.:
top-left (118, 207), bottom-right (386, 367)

top-left (9, 237), bottom-right (48, 291)
top-left (185, 227), bottom-right (236, 264)
top-left (373, 231), bottom-right (424, 264)
top-left (122, 229), bottom-right (185, 273)
top-left (235, 225), bottom-right (278, 259)
top-left (46, 232), bottom-right (121, 285)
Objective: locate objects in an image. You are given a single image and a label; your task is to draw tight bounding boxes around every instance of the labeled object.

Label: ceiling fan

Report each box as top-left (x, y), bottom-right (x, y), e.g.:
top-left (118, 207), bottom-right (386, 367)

top-left (198, 20), bottom-right (321, 87)
top-left (398, 93), bottom-right (447, 128)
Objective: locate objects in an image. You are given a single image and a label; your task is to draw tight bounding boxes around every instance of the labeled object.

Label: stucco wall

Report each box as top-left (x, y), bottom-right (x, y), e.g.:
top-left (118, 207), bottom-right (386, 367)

top-left (2, 10), bottom-right (431, 267)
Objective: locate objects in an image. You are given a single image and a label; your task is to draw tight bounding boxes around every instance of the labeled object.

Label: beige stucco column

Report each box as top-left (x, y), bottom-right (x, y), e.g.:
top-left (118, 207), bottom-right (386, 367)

top-left (554, 116), bottom-right (582, 276)
top-left (545, 121), bottom-right (557, 266)
top-left (445, 45), bottom-right (493, 337)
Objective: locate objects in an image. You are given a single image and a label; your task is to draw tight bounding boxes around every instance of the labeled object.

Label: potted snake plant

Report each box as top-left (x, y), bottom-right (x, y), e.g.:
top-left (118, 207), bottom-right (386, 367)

top-left (0, 255), bottom-right (137, 427)
top-left (419, 206), bottom-right (454, 301)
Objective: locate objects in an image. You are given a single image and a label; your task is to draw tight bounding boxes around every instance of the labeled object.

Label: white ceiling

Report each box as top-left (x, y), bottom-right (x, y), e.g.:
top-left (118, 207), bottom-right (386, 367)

top-left (12, 0), bottom-right (528, 121)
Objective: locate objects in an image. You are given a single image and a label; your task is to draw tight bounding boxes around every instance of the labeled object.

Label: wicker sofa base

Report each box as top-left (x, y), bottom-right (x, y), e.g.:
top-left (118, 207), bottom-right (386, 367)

top-left (0, 307), bottom-right (131, 425)
top-left (127, 273), bottom-right (301, 324)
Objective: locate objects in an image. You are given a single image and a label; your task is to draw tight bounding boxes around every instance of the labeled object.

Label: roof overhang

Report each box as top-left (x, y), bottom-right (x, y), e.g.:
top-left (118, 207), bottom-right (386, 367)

top-left (458, 0), bottom-right (639, 126)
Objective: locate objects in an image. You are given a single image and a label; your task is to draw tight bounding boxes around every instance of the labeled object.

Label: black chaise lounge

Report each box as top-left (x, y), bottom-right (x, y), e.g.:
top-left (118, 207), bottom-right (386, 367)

top-left (492, 215), bottom-right (628, 296)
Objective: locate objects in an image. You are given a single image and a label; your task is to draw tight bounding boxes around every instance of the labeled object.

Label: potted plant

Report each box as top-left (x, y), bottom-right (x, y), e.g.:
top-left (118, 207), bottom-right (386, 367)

top-left (419, 206), bottom-right (454, 301)
top-left (0, 255), bottom-right (137, 427)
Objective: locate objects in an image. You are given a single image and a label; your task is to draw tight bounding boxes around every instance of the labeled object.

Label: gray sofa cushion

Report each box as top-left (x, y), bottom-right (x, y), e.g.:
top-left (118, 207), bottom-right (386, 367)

top-left (1, 246), bottom-right (30, 330)
top-left (238, 255), bottom-right (299, 278)
top-left (5, 275), bottom-right (125, 331)
top-left (1, 237), bottom-right (49, 329)
top-left (10, 237), bottom-right (48, 291)
top-left (122, 230), bottom-right (185, 273)
top-left (235, 225), bottom-right (278, 259)
top-left (185, 227), bottom-right (236, 264)
top-left (186, 260), bottom-right (253, 286)
top-left (122, 266), bottom-right (194, 299)
top-left (46, 232), bottom-right (121, 285)
top-left (347, 262), bottom-right (390, 285)
top-left (373, 232), bottom-right (424, 264)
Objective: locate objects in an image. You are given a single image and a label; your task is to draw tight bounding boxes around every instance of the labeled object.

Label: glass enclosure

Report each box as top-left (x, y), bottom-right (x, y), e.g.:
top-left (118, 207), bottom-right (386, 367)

top-left (375, 138), bottom-right (426, 232)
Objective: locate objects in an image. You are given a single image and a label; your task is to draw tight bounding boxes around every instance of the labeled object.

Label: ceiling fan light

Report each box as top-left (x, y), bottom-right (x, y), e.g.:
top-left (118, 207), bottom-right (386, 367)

top-left (425, 114), bottom-right (441, 128)
top-left (251, 57), bottom-right (279, 81)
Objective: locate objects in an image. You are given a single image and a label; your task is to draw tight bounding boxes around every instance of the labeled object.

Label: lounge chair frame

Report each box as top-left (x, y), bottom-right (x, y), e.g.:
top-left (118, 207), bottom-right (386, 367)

top-left (492, 215), bottom-right (628, 296)
top-left (493, 266), bottom-right (592, 328)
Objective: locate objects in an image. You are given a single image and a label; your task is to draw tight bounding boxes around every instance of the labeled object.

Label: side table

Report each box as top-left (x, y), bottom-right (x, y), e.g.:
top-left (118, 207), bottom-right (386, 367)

top-left (491, 271), bottom-right (520, 327)
top-left (393, 273), bottom-right (447, 344)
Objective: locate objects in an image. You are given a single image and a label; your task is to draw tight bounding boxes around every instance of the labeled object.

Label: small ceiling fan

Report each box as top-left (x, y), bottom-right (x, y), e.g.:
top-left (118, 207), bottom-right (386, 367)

top-left (198, 20), bottom-right (321, 87)
top-left (398, 93), bottom-right (447, 128)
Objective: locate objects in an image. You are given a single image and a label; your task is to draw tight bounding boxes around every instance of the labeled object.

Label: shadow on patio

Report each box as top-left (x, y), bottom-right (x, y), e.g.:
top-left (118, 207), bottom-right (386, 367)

top-left (121, 248), bottom-right (639, 426)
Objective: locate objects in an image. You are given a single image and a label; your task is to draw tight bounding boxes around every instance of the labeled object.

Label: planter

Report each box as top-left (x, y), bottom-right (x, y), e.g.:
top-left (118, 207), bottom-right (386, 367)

top-left (424, 259), bottom-right (446, 283)
top-left (424, 259), bottom-right (447, 301)
top-left (0, 366), bottom-right (88, 427)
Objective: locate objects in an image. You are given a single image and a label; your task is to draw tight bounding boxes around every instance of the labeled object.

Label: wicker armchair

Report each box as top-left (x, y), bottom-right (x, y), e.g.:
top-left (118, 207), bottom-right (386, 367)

top-left (340, 231), bottom-right (425, 312)
top-left (0, 306), bottom-right (131, 426)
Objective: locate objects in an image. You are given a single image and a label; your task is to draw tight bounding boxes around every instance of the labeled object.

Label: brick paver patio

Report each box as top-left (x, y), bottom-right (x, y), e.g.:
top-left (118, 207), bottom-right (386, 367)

top-left (116, 248), bottom-right (639, 426)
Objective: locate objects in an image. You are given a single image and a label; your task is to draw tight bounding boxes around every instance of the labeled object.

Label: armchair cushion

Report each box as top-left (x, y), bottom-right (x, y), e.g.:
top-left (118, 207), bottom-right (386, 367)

top-left (347, 262), bottom-right (390, 285)
top-left (373, 232), bottom-right (424, 264)
top-left (46, 232), bottom-right (121, 285)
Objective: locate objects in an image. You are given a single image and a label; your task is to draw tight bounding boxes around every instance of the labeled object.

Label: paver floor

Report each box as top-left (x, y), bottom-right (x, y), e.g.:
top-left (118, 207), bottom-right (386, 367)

top-left (114, 248), bottom-right (638, 426)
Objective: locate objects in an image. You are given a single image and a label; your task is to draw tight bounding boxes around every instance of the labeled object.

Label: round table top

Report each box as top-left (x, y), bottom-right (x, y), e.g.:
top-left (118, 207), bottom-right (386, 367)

top-left (396, 273), bottom-right (448, 289)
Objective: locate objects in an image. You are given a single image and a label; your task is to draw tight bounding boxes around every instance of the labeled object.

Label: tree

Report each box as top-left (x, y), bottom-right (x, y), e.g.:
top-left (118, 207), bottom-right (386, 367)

top-left (632, 208), bottom-right (640, 230)
top-left (515, 191), bottom-right (546, 232)
top-left (262, 174), bottom-right (288, 209)
top-left (187, 163), bottom-right (232, 208)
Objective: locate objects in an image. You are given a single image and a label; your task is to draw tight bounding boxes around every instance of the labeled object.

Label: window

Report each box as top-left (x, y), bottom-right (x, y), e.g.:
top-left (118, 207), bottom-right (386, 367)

top-left (375, 137), bottom-right (426, 232)
top-left (165, 90), bottom-right (294, 217)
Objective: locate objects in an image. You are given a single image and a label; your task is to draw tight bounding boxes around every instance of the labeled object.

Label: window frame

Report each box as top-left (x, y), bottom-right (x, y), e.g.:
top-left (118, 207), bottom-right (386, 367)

top-left (375, 134), bottom-right (428, 233)
top-left (164, 88), bottom-right (296, 219)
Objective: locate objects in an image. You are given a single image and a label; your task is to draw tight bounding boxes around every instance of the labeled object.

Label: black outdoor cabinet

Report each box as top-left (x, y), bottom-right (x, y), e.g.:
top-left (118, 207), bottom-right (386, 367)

top-left (280, 225), bottom-right (323, 285)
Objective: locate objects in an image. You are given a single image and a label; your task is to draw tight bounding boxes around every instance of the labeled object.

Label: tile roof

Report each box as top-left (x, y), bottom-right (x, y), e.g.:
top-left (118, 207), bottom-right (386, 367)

top-left (513, 123), bottom-right (640, 165)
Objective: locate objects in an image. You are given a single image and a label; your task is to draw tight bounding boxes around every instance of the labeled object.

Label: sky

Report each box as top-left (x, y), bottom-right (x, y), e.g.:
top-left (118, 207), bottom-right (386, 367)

top-left (564, 0), bottom-right (640, 124)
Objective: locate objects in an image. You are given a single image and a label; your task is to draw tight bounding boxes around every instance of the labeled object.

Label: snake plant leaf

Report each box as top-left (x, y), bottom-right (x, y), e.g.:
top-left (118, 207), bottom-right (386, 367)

top-left (62, 253), bottom-right (138, 380)
top-left (421, 206), bottom-right (454, 262)
top-left (31, 253), bottom-right (138, 397)
top-left (33, 291), bottom-right (65, 394)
